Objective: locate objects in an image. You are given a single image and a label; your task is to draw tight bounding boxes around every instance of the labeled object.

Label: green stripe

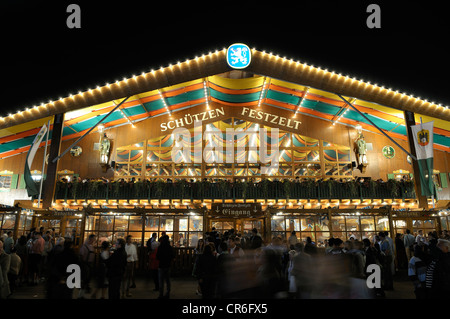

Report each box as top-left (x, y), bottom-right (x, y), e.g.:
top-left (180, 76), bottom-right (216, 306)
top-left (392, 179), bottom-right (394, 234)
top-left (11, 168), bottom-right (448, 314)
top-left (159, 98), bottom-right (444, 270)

top-left (417, 158), bottom-right (434, 196)
top-left (266, 90), bottom-right (301, 105)
top-left (440, 172), bottom-right (448, 188)
top-left (210, 88), bottom-right (259, 103)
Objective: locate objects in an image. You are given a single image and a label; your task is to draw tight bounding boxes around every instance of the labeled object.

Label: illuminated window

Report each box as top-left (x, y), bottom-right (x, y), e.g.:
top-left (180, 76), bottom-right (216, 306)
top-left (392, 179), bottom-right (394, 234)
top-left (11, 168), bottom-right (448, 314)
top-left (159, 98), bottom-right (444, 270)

top-left (113, 118), bottom-right (353, 180)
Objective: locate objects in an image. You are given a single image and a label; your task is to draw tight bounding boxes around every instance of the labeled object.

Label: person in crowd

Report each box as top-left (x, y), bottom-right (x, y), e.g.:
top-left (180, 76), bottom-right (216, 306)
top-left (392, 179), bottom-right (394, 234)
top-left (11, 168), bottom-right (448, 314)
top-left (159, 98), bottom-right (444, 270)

top-left (327, 238), bottom-right (344, 255)
top-left (156, 235), bottom-right (174, 299)
top-left (286, 248), bottom-right (297, 296)
top-left (40, 231), bottom-right (53, 280)
top-left (346, 240), bottom-right (366, 279)
top-left (78, 234), bottom-right (96, 298)
top-left (3, 231), bottom-right (14, 254)
top-left (395, 233), bottom-right (408, 270)
top-left (425, 239), bottom-right (450, 299)
top-left (408, 244), bottom-right (427, 299)
top-left (195, 244), bottom-right (218, 299)
top-left (146, 232), bottom-right (158, 253)
top-left (325, 238), bottom-right (335, 254)
top-left (379, 232), bottom-right (394, 290)
top-left (304, 237), bottom-right (317, 255)
top-left (257, 245), bottom-right (285, 298)
top-left (7, 247), bottom-right (21, 295)
top-left (288, 231), bottom-right (298, 249)
top-left (216, 241), bottom-right (230, 298)
top-left (362, 238), bottom-right (378, 269)
top-left (228, 237), bottom-right (245, 259)
top-left (91, 240), bottom-right (110, 299)
top-left (384, 231), bottom-right (395, 276)
top-left (106, 238), bottom-right (127, 299)
top-left (250, 228), bottom-right (263, 250)
top-left (291, 242), bottom-right (313, 299)
top-left (362, 238), bottom-right (384, 298)
top-left (403, 229), bottom-right (416, 260)
top-left (192, 238), bottom-right (205, 296)
top-left (52, 236), bottom-right (65, 255)
top-left (15, 235), bottom-right (28, 285)
top-left (46, 239), bottom-right (79, 299)
top-left (123, 235), bottom-right (138, 298)
top-left (26, 228), bottom-right (36, 241)
top-left (0, 240), bottom-right (11, 298)
top-left (342, 240), bottom-right (351, 254)
top-left (210, 227), bottom-right (220, 250)
top-left (416, 230), bottom-right (427, 245)
top-left (442, 230), bottom-right (450, 240)
top-left (148, 237), bottom-right (160, 292)
top-left (426, 232), bottom-right (439, 259)
top-left (0, 230), bottom-right (7, 242)
top-left (29, 231), bottom-right (44, 285)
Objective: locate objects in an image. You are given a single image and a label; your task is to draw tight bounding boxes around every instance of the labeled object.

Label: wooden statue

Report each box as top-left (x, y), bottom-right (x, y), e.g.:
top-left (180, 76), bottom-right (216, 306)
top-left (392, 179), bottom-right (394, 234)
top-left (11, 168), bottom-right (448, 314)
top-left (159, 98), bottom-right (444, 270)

top-left (99, 133), bottom-right (111, 172)
top-left (356, 134), bottom-right (368, 173)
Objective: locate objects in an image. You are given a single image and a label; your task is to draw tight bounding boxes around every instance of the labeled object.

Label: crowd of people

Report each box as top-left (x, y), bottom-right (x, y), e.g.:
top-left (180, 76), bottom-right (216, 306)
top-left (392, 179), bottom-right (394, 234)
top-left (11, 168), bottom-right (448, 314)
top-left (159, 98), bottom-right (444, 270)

top-left (189, 228), bottom-right (449, 299)
top-left (0, 226), bottom-right (449, 299)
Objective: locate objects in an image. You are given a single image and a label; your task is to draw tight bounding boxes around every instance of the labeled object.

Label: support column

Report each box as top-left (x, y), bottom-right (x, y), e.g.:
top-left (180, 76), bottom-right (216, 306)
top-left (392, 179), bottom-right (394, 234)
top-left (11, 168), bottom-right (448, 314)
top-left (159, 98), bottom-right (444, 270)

top-left (319, 139), bottom-right (326, 179)
top-left (327, 208), bottom-right (333, 238)
top-left (13, 208), bottom-right (21, 240)
top-left (42, 113), bottom-right (65, 209)
top-left (265, 209), bottom-right (272, 243)
top-left (79, 212), bottom-right (87, 247)
top-left (404, 111), bottom-right (428, 209)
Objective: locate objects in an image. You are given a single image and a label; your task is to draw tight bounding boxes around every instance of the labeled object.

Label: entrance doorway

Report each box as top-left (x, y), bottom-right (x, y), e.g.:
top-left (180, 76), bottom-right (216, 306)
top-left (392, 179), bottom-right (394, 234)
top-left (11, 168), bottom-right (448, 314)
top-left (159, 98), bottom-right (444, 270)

top-left (209, 218), bottom-right (265, 237)
top-left (37, 216), bottom-right (83, 247)
top-left (393, 217), bottom-right (438, 237)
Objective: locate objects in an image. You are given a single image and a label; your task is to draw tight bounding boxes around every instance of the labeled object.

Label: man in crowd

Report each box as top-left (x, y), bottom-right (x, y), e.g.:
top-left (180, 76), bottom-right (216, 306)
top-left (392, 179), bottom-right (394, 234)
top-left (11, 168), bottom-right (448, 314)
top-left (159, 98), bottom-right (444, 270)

top-left (123, 235), bottom-right (138, 298)
top-left (379, 232), bottom-right (394, 290)
top-left (425, 239), bottom-right (450, 299)
top-left (29, 232), bottom-right (45, 285)
top-left (3, 231), bottom-right (14, 254)
top-left (403, 229), bottom-right (416, 260)
top-left (78, 234), bottom-right (96, 298)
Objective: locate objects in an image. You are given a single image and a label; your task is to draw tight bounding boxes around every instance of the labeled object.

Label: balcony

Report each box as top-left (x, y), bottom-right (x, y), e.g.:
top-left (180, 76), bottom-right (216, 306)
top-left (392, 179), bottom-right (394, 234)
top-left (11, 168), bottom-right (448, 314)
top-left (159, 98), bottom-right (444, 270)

top-left (54, 179), bottom-right (416, 202)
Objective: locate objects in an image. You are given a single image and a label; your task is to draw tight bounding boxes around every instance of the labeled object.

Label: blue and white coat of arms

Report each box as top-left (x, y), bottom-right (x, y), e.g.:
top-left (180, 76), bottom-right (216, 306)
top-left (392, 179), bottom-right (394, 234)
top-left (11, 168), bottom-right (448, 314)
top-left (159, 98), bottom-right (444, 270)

top-left (227, 43), bottom-right (251, 69)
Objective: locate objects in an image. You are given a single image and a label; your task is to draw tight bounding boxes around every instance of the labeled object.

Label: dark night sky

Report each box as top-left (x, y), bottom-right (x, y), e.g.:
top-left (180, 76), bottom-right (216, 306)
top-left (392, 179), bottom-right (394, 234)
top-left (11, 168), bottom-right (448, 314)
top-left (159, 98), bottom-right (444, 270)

top-left (1, 1), bottom-right (449, 118)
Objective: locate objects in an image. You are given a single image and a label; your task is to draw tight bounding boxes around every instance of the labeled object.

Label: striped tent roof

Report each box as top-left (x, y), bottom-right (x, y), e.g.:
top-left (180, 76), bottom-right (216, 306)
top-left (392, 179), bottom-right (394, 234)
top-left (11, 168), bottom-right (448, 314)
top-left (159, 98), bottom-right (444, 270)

top-left (0, 48), bottom-right (449, 159)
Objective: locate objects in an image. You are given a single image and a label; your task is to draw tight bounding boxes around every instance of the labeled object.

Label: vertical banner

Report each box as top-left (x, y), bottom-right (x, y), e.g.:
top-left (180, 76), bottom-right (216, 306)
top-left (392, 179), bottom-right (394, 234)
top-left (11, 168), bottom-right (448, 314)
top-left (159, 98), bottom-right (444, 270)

top-left (24, 124), bottom-right (48, 197)
top-left (410, 121), bottom-right (434, 197)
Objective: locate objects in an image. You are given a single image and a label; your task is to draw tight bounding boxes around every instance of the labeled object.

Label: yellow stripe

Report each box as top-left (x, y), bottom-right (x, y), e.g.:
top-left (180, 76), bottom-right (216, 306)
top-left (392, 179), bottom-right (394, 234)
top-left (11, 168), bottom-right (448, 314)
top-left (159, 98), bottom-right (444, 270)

top-left (0, 116), bottom-right (53, 138)
top-left (356, 100), bottom-right (404, 119)
top-left (356, 100), bottom-right (450, 131)
top-left (290, 85), bottom-right (351, 101)
top-left (208, 75), bottom-right (264, 89)
top-left (270, 78), bottom-right (308, 91)
top-left (414, 114), bottom-right (450, 131)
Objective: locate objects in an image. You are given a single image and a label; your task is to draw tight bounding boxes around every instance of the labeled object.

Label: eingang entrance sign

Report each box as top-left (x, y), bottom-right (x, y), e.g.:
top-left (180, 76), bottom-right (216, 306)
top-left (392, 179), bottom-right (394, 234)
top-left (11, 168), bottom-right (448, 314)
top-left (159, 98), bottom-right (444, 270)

top-left (211, 203), bottom-right (263, 217)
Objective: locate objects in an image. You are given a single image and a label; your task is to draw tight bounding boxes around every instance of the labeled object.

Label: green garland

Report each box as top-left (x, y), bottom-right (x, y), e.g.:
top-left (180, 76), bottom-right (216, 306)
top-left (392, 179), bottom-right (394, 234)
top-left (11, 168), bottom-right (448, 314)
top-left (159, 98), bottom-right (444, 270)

top-left (283, 179), bottom-right (292, 200)
top-left (55, 178), bottom-right (414, 201)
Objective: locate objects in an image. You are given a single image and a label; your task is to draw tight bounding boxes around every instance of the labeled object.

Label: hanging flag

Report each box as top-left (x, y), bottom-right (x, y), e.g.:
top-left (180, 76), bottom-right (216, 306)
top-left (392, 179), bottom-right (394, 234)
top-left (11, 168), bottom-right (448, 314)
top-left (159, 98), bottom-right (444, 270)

top-left (24, 124), bottom-right (48, 197)
top-left (410, 121), bottom-right (434, 197)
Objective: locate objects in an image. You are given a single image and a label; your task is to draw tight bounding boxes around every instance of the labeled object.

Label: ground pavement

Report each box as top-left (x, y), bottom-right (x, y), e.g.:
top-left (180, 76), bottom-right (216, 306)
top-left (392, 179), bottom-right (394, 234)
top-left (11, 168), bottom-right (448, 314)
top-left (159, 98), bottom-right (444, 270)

top-left (7, 270), bottom-right (415, 300)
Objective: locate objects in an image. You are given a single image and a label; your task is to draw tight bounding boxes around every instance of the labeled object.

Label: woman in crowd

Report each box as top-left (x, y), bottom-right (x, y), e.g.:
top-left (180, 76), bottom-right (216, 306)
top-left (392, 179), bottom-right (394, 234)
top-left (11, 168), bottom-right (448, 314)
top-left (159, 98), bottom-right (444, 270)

top-left (195, 244), bottom-right (218, 299)
top-left (192, 238), bottom-right (205, 296)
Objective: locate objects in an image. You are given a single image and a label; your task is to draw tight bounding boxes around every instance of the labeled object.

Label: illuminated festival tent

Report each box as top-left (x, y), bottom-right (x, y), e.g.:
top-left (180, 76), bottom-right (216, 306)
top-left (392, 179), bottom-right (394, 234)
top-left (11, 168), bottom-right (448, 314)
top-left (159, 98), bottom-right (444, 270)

top-left (0, 45), bottom-right (449, 262)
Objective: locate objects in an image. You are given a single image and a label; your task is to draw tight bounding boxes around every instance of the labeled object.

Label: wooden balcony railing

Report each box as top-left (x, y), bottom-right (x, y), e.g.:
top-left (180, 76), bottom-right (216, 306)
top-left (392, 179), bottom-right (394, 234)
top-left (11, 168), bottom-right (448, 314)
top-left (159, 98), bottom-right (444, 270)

top-left (53, 179), bottom-right (416, 202)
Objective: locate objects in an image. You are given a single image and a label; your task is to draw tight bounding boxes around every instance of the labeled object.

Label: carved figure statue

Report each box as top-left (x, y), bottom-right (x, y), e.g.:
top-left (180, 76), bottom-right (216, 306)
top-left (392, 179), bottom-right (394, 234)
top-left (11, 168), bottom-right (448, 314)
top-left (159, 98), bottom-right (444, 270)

top-left (100, 133), bottom-right (110, 164)
top-left (356, 134), bottom-right (367, 164)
